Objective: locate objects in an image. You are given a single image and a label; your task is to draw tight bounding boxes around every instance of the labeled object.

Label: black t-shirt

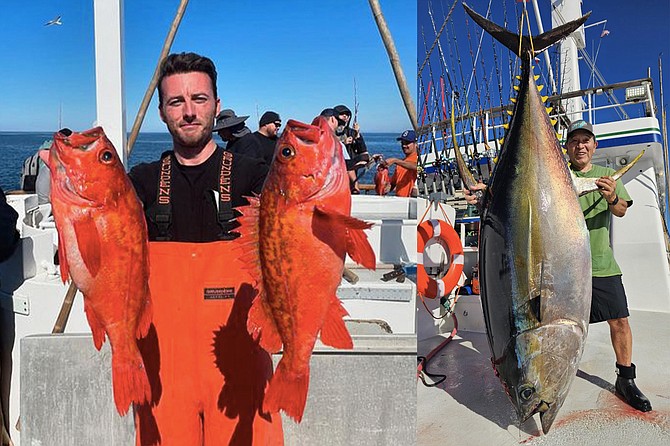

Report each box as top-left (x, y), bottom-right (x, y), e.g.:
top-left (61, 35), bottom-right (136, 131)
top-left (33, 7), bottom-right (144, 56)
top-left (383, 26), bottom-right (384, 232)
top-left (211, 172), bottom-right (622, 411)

top-left (252, 131), bottom-right (277, 166)
top-left (129, 146), bottom-right (267, 242)
top-left (227, 132), bottom-right (267, 164)
top-left (0, 187), bottom-right (19, 262)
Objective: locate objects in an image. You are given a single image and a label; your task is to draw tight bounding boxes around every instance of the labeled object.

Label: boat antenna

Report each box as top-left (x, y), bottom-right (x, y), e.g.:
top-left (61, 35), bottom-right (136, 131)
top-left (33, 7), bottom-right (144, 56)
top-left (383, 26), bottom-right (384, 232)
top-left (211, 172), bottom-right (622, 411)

top-left (368, 0), bottom-right (417, 130)
top-left (126, 0), bottom-right (190, 158)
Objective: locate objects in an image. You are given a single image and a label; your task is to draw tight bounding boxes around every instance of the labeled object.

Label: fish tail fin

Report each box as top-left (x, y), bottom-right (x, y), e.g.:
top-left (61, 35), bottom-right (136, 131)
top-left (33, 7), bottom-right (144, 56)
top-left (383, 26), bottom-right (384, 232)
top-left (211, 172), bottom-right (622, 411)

top-left (320, 295), bottom-right (353, 349)
top-left (264, 360), bottom-right (309, 423)
top-left (247, 294), bottom-right (283, 353)
top-left (111, 349), bottom-right (151, 416)
top-left (462, 2), bottom-right (591, 55)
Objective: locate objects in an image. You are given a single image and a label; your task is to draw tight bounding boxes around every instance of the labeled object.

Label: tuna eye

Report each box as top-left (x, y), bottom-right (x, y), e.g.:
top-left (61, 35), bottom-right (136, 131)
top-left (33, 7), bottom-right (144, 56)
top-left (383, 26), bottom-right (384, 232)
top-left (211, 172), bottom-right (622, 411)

top-left (519, 386), bottom-right (535, 401)
top-left (100, 150), bottom-right (114, 163)
top-left (280, 146), bottom-right (295, 159)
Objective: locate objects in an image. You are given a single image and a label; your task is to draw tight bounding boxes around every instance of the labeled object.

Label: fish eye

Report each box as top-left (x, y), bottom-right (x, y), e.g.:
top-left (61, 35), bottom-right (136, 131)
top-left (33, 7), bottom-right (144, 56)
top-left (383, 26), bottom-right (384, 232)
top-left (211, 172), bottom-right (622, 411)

top-left (280, 146), bottom-right (295, 159)
top-left (519, 386), bottom-right (535, 401)
top-left (100, 150), bottom-right (114, 163)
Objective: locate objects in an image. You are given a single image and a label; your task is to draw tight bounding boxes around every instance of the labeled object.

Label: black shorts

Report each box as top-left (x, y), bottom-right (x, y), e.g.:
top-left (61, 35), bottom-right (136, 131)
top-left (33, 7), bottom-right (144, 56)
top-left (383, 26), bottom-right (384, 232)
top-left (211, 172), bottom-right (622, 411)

top-left (590, 275), bottom-right (630, 323)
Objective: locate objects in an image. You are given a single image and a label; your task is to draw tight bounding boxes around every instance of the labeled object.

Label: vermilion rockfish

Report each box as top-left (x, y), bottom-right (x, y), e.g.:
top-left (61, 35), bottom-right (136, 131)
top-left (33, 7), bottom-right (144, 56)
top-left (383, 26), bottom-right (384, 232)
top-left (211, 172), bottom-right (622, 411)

top-left (41, 127), bottom-right (152, 416)
top-left (237, 117), bottom-right (376, 422)
top-left (374, 163), bottom-right (390, 195)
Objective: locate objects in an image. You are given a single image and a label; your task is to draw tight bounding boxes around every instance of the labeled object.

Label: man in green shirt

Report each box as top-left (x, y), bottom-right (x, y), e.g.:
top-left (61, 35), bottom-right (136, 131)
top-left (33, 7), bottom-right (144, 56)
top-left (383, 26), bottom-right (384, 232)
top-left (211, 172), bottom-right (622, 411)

top-left (565, 120), bottom-right (651, 412)
top-left (464, 120), bottom-right (653, 413)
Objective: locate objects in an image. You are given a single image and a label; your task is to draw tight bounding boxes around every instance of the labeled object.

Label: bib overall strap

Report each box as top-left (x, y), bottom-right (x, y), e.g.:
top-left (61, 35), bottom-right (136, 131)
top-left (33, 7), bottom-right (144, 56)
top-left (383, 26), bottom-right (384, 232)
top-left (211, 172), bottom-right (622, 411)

top-left (217, 150), bottom-right (239, 240)
top-left (146, 153), bottom-right (173, 241)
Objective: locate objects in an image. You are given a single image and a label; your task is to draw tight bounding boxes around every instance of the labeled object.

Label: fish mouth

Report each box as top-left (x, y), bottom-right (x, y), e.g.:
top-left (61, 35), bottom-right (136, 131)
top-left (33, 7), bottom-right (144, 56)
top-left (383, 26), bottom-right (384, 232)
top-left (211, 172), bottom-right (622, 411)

top-left (51, 128), bottom-right (104, 206)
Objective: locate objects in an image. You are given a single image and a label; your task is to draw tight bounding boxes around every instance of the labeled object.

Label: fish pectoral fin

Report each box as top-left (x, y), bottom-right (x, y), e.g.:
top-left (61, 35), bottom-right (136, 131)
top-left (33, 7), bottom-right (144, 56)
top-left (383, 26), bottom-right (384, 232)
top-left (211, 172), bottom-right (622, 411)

top-left (83, 298), bottom-right (106, 350)
top-left (314, 206), bottom-right (376, 270)
top-left (345, 228), bottom-right (376, 270)
top-left (529, 294), bottom-right (542, 323)
top-left (73, 213), bottom-right (102, 277)
top-left (247, 295), bottom-right (282, 353)
top-left (314, 205), bottom-right (373, 230)
top-left (57, 232), bottom-right (70, 283)
top-left (319, 295), bottom-right (353, 349)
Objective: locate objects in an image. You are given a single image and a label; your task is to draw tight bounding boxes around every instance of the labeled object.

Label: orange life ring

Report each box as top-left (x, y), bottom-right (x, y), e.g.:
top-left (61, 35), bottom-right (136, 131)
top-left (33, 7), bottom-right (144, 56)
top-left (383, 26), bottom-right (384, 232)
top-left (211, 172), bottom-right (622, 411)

top-left (417, 219), bottom-right (464, 298)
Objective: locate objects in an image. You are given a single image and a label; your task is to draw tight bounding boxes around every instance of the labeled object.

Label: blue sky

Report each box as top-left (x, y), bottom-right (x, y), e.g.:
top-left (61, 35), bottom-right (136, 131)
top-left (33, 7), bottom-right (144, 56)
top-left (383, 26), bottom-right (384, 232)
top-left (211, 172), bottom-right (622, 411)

top-left (418, 0), bottom-right (670, 128)
top-left (0, 1), bottom-right (416, 133)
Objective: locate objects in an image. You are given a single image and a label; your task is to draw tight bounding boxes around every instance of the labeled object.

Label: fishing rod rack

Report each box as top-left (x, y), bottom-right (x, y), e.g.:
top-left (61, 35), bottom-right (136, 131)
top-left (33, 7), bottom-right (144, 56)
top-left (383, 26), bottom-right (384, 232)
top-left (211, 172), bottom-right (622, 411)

top-left (416, 77), bottom-right (662, 204)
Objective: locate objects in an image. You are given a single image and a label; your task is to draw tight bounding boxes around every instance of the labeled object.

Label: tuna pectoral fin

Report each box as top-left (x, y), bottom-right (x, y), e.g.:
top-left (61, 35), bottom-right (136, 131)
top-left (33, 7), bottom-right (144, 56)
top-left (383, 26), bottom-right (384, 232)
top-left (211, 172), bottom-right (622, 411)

top-left (264, 360), bottom-right (309, 423)
top-left (73, 213), bottom-right (101, 277)
top-left (314, 206), bottom-right (376, 270)
top-left (319, 295), bottom-right (353, 349)
top-left (463, 2), bottom-right (590, 55)
top-left (111, 350), bottom-right (151, 416)
top-left (247, 296), bottom-right (282, 353)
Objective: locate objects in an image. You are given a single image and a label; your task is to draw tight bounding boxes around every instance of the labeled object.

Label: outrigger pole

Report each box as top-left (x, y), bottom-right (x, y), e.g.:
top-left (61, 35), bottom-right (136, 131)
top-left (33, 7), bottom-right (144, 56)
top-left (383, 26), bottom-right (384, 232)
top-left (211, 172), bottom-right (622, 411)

top-left (368, 0), bottom-right (417, 130)
top-left (126, 0), bottom-right (190, 158)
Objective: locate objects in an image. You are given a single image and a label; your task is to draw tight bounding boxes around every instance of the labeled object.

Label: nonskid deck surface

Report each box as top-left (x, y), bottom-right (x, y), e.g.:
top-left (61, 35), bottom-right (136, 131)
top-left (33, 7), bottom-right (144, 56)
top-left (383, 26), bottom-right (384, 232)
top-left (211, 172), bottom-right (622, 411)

top-left (417, 310), bottom-right (670, 445)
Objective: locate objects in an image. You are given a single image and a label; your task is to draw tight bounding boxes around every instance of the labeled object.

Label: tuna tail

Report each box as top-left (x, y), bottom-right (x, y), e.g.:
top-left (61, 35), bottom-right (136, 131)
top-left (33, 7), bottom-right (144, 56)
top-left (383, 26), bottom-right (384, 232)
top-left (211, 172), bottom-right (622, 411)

top-left (264, 360), bottom-right (309, 423)
top-left (111, 349), bottom-right (151, 416)
top-left (462, 2), bottom-right (591, 56)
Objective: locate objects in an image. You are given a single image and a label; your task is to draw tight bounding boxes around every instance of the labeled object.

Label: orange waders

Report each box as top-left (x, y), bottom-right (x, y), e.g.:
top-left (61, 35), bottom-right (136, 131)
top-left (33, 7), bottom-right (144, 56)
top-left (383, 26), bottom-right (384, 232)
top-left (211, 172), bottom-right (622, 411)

top-left (134, 241), bottom-right (283, 446)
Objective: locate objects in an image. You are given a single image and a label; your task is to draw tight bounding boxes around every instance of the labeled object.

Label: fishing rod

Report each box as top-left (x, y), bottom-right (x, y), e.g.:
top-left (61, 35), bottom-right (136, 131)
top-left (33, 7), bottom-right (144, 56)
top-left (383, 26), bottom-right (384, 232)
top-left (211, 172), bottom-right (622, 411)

top-left (421, 24), bottom-right (453, 193)
top-left (353, 77), bottom-right (359, 126)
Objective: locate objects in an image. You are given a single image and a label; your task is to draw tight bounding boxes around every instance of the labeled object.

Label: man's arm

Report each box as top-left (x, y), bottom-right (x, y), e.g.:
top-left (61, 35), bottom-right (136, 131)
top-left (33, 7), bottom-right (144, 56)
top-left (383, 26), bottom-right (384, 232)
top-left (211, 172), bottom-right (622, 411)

top-left (386, 158), bottom-right (417, 171)
top-left (596, 176), bottom-right (628, 217)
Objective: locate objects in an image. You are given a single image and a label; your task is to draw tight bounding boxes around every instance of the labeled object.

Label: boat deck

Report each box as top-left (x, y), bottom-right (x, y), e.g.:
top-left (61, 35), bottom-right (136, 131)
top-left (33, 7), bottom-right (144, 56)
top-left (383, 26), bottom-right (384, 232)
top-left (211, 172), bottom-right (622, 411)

top-left (417, 309), bottom-right (670, 445)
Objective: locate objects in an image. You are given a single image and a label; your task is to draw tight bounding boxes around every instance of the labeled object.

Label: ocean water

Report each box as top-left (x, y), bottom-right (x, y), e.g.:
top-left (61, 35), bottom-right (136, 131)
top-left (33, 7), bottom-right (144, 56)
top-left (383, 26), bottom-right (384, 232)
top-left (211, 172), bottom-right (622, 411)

top-left (0, 132), bottom-right (402, 192)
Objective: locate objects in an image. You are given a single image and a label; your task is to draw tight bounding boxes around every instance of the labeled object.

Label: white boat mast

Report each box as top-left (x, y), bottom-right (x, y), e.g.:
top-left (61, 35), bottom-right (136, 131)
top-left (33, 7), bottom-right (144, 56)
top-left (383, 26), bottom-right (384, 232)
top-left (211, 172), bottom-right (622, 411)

top-left (93, 0), bottom-right (127, 165)
top-left (551, 0), bottom-right (586, 122)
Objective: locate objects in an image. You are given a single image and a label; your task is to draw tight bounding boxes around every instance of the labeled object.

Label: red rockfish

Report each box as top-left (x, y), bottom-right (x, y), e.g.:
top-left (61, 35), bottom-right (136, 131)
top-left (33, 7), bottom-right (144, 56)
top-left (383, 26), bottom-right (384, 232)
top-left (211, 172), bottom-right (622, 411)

top-left (41, 127), bottom-right (152, 416)
top-left (237, 117), bottom-right (376, 422)
top-left (374, 163), bottom-right (390, 195)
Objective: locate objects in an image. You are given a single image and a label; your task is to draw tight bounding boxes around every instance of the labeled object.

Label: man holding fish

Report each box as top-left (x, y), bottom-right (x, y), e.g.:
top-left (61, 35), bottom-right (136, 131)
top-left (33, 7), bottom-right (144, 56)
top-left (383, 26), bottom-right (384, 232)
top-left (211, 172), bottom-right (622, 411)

top-left (464, 120), bottom-right (652, 413)
top-left (127, 52), bottom-right (283, 445)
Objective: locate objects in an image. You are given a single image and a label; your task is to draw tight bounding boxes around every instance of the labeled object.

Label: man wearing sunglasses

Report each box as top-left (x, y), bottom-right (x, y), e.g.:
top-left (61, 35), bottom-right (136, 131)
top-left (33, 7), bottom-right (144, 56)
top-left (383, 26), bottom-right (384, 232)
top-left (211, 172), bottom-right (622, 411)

top-left (253, 110), bottom-right (282, 166)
